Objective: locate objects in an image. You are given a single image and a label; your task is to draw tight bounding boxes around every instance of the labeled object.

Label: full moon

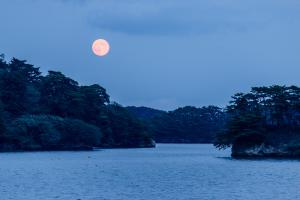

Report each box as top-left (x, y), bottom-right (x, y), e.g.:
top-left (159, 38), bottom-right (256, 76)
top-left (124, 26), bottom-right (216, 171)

top-left (92, 39), bottom-right (110, 56)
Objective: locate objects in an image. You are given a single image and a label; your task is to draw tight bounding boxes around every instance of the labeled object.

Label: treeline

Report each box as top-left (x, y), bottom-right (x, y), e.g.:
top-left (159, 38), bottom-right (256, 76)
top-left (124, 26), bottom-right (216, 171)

top-left (127, 106), bottom-right (226, 143)
top-left (0, 56), bottom-right (154, 151)
top-left (214, 85), bottom-right (300, 153)
top-left (4, 55), bottom-right (298, 154)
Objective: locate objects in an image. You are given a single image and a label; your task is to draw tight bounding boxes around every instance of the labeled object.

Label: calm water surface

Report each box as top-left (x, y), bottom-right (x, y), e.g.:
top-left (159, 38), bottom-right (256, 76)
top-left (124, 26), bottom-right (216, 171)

top-left (1, 144), bottom-right (300, 200)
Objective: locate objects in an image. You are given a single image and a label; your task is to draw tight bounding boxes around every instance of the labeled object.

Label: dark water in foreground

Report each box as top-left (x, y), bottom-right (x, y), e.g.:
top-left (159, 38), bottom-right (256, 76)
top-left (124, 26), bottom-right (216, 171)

top-left (1, 144), bottom-right (300, 200)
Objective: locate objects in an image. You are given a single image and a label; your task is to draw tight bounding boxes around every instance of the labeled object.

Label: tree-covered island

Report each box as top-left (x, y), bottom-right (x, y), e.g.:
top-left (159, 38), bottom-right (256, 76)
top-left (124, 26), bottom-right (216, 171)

top-left (214, 85), bottom-right (300, 158)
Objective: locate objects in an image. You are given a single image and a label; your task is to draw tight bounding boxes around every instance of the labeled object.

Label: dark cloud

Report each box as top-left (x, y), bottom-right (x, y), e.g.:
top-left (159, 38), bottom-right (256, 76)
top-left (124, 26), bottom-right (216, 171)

top-left (90, 15), bottom-right (249, 36)
top-left (86, 0), bottom-right (290, 36)
top-left (88, 1), bottom-right (250, 36)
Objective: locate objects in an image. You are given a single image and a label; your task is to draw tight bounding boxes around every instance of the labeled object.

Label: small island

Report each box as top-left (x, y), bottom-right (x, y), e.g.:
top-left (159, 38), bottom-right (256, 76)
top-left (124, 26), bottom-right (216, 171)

top-left (214, 85), bottom-right (300, 158)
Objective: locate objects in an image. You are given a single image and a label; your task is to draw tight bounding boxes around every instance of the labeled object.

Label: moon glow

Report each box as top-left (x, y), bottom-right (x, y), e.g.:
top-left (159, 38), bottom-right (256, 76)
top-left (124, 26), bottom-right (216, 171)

top-left (92, 39), bottom-right (110, 56)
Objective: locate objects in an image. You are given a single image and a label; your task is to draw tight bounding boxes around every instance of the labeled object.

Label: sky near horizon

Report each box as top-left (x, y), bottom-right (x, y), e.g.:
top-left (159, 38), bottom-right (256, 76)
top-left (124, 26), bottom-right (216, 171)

top-left (1, 0), bottom-right (300, 110)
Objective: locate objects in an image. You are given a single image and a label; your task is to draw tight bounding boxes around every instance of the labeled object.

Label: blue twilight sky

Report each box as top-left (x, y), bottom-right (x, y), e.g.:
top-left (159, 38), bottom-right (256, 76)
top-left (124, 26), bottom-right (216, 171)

top-left (1, 0), bottom-right (300, 110)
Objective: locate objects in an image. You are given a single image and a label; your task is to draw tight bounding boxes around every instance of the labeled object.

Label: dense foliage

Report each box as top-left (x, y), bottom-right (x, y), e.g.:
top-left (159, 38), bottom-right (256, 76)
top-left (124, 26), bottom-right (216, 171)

top-left (6, 55), bottom-right (298, 154)
top-left (214, 85), bottom-right (300, 150)
top-left (0, 56), bottom-right (153, 151)
top-left (127, 106), bottom-right (225, 143)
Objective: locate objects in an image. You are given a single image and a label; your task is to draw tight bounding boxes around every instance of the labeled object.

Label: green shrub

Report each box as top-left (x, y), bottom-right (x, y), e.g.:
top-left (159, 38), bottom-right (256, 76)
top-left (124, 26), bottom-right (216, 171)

top-left (4, 115), bottom-right (103, 150)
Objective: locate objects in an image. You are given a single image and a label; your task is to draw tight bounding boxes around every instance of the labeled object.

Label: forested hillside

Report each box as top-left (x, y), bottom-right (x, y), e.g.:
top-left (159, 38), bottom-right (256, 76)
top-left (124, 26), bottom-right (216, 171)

top-left (127, 106), bottom-right (226, 143)
top-left (0, 56), bottom-right (154, 151)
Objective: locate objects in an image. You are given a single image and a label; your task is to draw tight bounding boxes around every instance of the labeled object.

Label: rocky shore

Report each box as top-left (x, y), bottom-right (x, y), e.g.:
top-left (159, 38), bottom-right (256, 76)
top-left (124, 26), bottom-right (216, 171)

top-left (232, 143), bottom-right (300, 158)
